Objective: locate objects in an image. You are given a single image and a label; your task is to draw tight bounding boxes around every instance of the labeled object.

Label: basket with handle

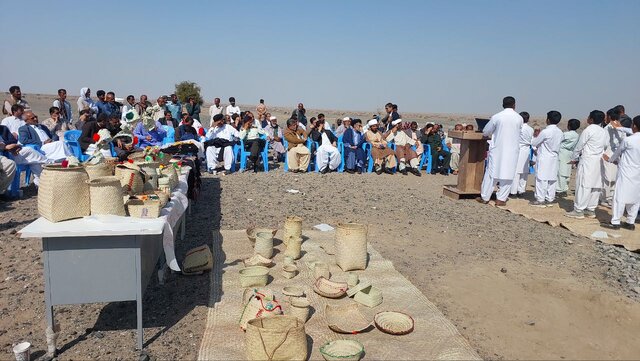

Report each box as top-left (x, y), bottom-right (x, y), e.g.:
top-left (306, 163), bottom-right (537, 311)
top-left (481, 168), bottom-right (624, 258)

top-left (245, 315), bottom-right (307, 360)
top-left (38, 164), bottom-right (90, 222)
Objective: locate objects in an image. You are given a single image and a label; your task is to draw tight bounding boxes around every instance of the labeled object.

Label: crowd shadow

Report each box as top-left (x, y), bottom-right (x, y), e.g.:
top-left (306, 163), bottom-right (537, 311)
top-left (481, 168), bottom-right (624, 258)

top-left (57, 176), bottom-right (223, 354)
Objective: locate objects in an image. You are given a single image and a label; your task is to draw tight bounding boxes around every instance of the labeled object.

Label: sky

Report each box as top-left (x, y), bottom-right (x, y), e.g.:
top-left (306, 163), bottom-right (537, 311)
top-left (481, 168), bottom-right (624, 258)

top-left (1, 0), bottom-right (638, 118)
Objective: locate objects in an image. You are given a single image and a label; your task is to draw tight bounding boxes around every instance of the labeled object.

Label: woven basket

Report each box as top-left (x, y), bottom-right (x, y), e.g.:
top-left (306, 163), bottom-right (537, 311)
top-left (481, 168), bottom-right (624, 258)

top-left (335, 223), bottom-right (368, 271)
top-left (246, 228), bottom-right (278, 245)
top-left (313, 277), bottom-right (347, 299)
top-left (115, 164), bottom-right (144, 194)
top-left (182, 245), bottom-right (213, 275)
top-left (126, 199), bottom-right (161, 218)
top-left (283, 216), bottom-right (303, 246)
top-left (255, 231), bottom-right (274, 258)
top-left (136, 161), bottom-right (159, 191)
top-left (325, 303), bottom-right (373, 334)
top-left (245, 316), bottom-right (307, 361)
top-left (244, 254), bottom-right (274, 267)
top-left (282, 264), bottom-right (298, 279)
top-left (157, 175), bottom-right (171, 193)
top-left (284, 236), bottom-right (302, 260)
top-left (240, 266), bottom-right (270, 288)
top-left (239, 289), bottom-right (282, 330)
top-left (319, 340), bottom-right (364, 361)
top-left (353, 285), bottom-right (383, 308)
top-left (288, 297), bottom-right (311, 323)
top-left (85, 162), bottom-right (113, 180)
top-left (38, 165), bottom-right (90, 222)
top-left (159, 165), bottom-right (178, 189)
top-left (373, 311), bottom-right (415, 335)
top-left (87, 176), bottom-right (126, 216)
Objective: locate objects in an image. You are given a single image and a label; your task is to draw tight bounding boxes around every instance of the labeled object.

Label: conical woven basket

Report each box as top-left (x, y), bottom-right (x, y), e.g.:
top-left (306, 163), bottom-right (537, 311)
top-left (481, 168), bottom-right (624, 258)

top-left (335, 223), bottom-right (368, 271)
top-left (283, 216), bottom-right (303, 246)
top-left (245, 316), bottom-right (307, 361)
top-left (85, 162), bottom-right (113, 180)
top-left (115, 164), bottom-right (144, 194)
top-left (38, 165), bottom-right (90, 222)
top-left (87, 176), bottom-right (126, 216)
top-left (255, 231), bottom-right (274, 258)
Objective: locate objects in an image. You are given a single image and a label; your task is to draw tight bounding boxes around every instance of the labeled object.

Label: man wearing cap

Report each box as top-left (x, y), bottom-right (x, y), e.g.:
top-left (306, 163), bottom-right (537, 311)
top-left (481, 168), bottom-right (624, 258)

top-left (386, 119), bottom-right (421, 176)
top-left (264, 115), bottom-right (286, 162)
top-left (365, 119), bottom-right (396, 174)
top-left (336, 117), bottom-right (350, 137)
top-left (284, 118), bottom-right (310, 172)
top-left (205, 114), bottom-right (240, 174)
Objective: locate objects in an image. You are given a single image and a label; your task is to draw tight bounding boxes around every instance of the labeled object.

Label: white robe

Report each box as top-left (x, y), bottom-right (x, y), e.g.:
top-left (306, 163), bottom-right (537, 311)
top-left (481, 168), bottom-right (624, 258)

top-left (515, 123), bottom-right (534, 174)
top-left (483, 108), bottom-right (523, 179)
top-left (531, 124), bottom-right (563, 181)
top-left (608, 131), bottom-right (640, 204)
top-left (557, 130), bottom-right (579, 178)
top-left (601, 124), bottom-right (625, 182)
top-left (571, 124), bottom-right (607, 189)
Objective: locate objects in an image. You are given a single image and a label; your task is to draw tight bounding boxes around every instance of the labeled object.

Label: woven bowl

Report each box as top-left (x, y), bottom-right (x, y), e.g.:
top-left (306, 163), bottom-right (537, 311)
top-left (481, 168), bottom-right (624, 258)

top-left (282, 264), bottom-right (298, 279)
top-left (374, 311), bottom-right (415, 335)
top-left (325, 304), bottom-right (372, 334)
top-left (319, 340), bottom-right (364, 361)
top-left (282, 286), bottom-right (305, 298)
top-left (246, 227), bottom-right (278, 244)
top-left (239, 266), bottom-right (270, 288)
top-left (313, 277), bottom-right (348, 299)
top-left (243, 254), bottom-right (274, 267)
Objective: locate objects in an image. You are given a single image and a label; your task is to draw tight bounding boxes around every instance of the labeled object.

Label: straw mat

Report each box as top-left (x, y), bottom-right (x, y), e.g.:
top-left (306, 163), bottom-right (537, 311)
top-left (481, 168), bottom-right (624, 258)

top-left (495, 196), bottom-right (640, 252)
top-left (197, 230), bottom-right (480, 360)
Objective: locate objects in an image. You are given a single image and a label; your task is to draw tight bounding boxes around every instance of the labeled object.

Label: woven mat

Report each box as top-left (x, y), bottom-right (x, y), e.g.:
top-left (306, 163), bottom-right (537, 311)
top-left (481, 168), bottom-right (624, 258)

top-left (198, 230), bottom-right (480, 360)
top-left (494, 196), bottom-right (640, 252)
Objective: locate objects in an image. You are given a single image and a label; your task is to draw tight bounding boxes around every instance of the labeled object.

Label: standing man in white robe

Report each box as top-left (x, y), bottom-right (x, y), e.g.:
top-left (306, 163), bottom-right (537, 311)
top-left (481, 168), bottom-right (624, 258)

top-left (529, 111), bottom-right (563, 207)
top-left (565, 110), bottom-right (608, 219)
top-left (477, 96), bottom-right (523, 206)
top-left (600, 108), bottom-right (626, 207)
top-left (510, 111), bottom-right (534, 197)
top-left (601, 116), bottom-right (640, 230)
top-left (556, 118), bottom-right (581, 196)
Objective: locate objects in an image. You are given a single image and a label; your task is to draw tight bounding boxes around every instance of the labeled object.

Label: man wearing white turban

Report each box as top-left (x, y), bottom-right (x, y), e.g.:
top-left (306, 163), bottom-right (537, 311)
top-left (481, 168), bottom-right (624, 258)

top-left (365, 119), bottom-right (396, 174)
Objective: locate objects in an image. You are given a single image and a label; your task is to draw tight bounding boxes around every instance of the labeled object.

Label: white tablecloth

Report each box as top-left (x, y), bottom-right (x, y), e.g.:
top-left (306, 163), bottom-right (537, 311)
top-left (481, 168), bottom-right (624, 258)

top-left (159, 172), bottom-right (190, 272)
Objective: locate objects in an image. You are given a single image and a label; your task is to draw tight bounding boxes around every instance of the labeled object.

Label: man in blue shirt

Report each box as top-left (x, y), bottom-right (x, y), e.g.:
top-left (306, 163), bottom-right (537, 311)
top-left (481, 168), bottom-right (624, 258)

top-left (133, 120), bottom-right (166, 148)
top-left (166, 94), bottom-right (182, 121)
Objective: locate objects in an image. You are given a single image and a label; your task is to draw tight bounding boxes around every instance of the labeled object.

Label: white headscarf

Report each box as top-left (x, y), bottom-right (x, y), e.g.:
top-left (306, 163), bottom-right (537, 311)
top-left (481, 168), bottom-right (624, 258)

top-left (80, 87), bottom-right (90, 100)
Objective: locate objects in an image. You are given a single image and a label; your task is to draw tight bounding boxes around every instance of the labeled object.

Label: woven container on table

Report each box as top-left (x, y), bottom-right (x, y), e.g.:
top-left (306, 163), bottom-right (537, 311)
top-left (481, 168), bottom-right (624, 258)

top-left (335, 223), bottom-right (368, 271)
top-left (159, 165), bottom-right (178, 189)
top-left (38, 165), bottom-right (90, 222)
top-left (245, 316), bottom-right (307, 361)
top-left (157, 175), bottom-right (171, 194)
top-left (85, 162), bottom-right (113, 180)
top-left (127, 152), bottom-right (146, 162)
top-left (87, 176), bottom-right (126, 216)
top-left (126, 199), bottom-right (161, 218)
top-left (254, 231), bottom-right (274, 259)
top-left (136, 161), bottom-right (160, 191)
top-left (115, 164), bottom-right (144, 194)
top-left (282, 216), bottom-right (302, 246)
top-left (319, 340), bottom-right (364, 361)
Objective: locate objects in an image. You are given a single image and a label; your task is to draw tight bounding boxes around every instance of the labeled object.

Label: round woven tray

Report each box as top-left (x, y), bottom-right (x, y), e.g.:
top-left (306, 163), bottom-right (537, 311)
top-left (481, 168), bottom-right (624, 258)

top-left (374, 311), bottom-right (415, 335)
top-left (319, 339), bottom-right (364, 361)
top-left (325, 303), bottom-right (372, 334)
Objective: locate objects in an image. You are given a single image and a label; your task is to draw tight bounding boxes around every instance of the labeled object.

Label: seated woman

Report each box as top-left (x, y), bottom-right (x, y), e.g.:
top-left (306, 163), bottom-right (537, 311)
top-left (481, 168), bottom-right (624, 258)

top-left (343, 118), bottom-right (366, 173)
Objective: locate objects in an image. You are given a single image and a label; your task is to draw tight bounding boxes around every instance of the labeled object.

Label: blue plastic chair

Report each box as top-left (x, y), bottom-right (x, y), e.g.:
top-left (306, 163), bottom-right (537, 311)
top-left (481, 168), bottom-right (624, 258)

top-left (337, 141), bottom-right (345, 172)
top-left (283, 138), bottom-right (289, 172)
top-left (63, 130), bottom-right (89, 161)
top-left (237, 134), bottom-right (269, 172)
top-left (3, 151), bottom-right (31, 197)
top-left (529, 147), bottom-right (535, 174)
top-left (366, 142), bottom-right (396, 173)
top-left (162, 126), bottom-right (175, 145)
top-left (418, 144), bottom-right (431, 173)
top-left (306, 138), bottom-right (320, 172)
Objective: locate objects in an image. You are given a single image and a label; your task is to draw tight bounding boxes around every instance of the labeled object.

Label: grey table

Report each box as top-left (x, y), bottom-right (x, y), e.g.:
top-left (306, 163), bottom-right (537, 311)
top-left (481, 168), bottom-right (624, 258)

top-left (20, 216), bottom-right (171, 351)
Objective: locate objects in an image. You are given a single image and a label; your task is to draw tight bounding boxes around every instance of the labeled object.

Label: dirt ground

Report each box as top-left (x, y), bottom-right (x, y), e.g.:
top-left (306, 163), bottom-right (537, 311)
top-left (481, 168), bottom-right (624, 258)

top-left (1, 94), bottom-right (639, 360)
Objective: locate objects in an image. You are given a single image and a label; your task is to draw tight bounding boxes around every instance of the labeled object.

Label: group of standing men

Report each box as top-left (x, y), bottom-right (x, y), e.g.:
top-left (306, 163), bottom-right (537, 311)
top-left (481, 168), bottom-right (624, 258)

top-left (478, 96), bottom-right (639, 230)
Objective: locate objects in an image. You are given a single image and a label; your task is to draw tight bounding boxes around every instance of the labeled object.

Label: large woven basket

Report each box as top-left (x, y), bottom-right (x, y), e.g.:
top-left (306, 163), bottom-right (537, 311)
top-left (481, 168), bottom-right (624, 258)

top-left (335, 223), bottom-right (368, 271)
top-left (38, 165), bottom-right (90, 222)
top-left (255, 231), bottom-right (274, 258)
top-left (87, 176), bottom-right (126, 216)
top-left (85, 162), bottom-right (113, 180)
top-left (115, 164), bottom-right (144, 194)
top-left (245, 316), bottom-right (307, 360)
top-left (283, 216), bottom-right (303, 246)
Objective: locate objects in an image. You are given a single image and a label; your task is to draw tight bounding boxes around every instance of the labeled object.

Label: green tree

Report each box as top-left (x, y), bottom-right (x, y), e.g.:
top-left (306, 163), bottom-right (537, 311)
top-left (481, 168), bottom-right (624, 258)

top-left (174, 81), bottom-right (203, 105)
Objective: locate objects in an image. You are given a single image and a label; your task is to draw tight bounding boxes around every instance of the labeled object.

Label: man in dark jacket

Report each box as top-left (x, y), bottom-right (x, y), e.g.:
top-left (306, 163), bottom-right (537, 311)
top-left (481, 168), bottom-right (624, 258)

top-left (421, 123), bottom-right (450, 175)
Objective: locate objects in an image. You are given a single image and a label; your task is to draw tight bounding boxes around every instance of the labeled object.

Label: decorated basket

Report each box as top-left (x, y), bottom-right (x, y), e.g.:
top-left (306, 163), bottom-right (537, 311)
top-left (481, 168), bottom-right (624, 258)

top-left (319, 340), bottom-right (364, 361)
top-left (126, 199), bottom-right (161, 218)
top-left (244, 254), bottom-right (274, 268)
top-left (313, 277), bottom-right (348, 299)
top-left (373, 311), bottom-right (415, 335)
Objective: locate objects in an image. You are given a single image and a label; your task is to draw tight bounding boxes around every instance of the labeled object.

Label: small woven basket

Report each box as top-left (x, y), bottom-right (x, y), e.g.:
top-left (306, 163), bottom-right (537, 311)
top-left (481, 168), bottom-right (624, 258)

top-left (115, 164), bottom-right (144, 194)
top-left (319, 340), bottom-right (364, 361)
top-left (245, 316), bottom-right (307, 361)
top-left (254, 231), bottom-right (274, 259)
top-left (85, 162), bottom-right (113, 180)
top-left (335, 223), bottom-right (368, 271)
top-left (38, 165), bottom-right (90, 222)
top-left (313, 277), bottom-right (347, 299)
top-left (87, 176), bottom-right (126, 216)
top-left (126, 199), bottom-right (161, 218)
top-left (239, 266), bottom-right (270, 288)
